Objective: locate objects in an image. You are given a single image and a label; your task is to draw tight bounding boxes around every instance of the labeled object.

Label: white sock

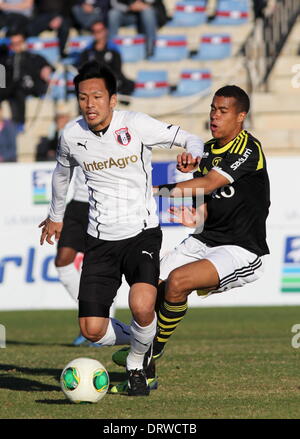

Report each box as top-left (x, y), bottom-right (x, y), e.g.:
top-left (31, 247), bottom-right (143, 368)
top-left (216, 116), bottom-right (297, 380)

top-left (126, 315), bottom-right (157, 371)
top-left (94, 318), bottom-right (131, 346)
top-left (56, 263), bottom-right (80, 303)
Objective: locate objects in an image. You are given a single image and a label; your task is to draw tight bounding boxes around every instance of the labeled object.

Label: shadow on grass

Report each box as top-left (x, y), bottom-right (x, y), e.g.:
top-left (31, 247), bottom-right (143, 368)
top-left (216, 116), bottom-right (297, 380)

top-left (35, 399), bottom-right (73, 405)
top-left (0, 375), bottom-right (61, 392)
top-left (0, 364), bottom-right (61, 378)
top-left (6, 340), bottom-right (81, 348)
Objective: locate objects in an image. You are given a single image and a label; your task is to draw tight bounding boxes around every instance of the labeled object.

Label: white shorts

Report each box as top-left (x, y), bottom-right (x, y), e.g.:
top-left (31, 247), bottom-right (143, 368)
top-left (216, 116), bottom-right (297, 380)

top-left (160, 236), bottom-right (264, 296)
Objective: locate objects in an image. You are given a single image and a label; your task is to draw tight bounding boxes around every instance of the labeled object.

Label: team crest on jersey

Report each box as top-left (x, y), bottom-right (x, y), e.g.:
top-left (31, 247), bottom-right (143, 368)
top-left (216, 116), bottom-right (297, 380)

top-left (115, 127), bottom-right (131, 146)
top-left (212, 157), bottom-right (222, 167)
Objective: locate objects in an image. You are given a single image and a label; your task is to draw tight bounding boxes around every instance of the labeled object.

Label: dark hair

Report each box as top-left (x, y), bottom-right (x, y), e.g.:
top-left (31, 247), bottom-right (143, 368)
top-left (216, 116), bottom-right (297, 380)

top-left (74, 61), bottom-right (117, 97)
top-left (90, 19), bottom-right (106, 29)
top-left (6, 28), bottom-right (26, 39)
top-left (215, 85), bottom-right (250, 113)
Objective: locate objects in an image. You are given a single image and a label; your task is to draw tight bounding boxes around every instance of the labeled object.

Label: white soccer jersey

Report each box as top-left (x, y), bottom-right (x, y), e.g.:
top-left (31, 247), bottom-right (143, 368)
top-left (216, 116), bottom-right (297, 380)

top-left (51, 110), bottom-right (203, 241)
top-left (72, 166), bottom-right (89, 203)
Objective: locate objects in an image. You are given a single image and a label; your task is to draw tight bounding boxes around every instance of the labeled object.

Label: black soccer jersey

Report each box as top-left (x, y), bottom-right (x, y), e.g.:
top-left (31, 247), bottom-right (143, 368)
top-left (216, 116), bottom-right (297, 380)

top-left (193, 130), bottom-right (270, 256)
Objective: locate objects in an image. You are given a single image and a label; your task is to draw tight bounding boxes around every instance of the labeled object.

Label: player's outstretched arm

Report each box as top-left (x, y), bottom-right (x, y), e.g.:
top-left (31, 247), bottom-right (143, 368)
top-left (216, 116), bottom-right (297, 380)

top-left (154, 169), bottom-right (230, 198)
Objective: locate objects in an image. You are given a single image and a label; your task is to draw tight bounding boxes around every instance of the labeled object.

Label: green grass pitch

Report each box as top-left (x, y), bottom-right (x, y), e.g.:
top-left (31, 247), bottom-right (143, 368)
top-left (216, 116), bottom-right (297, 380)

top-left (1, 306), bottom-right (300, 419)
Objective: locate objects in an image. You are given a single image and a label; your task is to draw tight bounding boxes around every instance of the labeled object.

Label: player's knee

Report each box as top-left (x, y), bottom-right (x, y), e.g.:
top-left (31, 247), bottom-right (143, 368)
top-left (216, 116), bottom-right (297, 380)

top-left (131, 308), bottom-right (155, 327)
top-left (166, 270), bottom-right (188, 301)
top-left (55, 255), bottom-right (73, 267)
top-left (80, 323), bottom-right (107, 343)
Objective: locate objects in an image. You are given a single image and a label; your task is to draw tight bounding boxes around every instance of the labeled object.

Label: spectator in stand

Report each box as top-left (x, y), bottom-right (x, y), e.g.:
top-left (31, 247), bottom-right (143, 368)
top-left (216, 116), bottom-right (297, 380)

top-left (35, 107), bottom-right (70, 161)
top-left (77, 20), bottom-right (135, 96)
top-left (0, 30), bottom-right (53, 126)
top-left (205, 0), bottom-right (217, 21)
top-left (27, 0), bottom-right (75, 58)
top-left (72, 0), bottom-right (110, 31)
top-left (108, 0), bottom-right (168, 59)
top-left (252, 0), bottom-right (267, 19)
top-left (0, 0), bottom-right (33, 35)
top-left (0, 104), bottom-right (18, 162)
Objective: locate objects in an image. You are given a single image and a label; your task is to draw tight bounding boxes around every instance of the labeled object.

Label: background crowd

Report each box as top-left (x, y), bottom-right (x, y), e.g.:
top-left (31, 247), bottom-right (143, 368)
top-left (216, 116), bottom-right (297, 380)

top-left (0, 0), bottom-right (273, 163)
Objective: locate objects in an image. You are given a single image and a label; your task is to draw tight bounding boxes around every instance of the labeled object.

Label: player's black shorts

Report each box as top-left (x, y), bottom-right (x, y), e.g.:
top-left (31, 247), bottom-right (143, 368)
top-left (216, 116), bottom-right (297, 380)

top-left (58, 200), bottom-right (89, 252)
top-left (78, 226), bottom-right (162, 318)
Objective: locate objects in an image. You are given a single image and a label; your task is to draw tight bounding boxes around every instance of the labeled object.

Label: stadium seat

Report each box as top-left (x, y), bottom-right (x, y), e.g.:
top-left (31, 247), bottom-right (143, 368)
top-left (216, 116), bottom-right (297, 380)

top-left (112, 35), bottom-right (146, 62)
top-left (172, 69), bottom-right (212, 96)
top-left (26, 37), bottom-right (60, 65)
top-left (48, 70), bottom-right (76, 100)
top-left (149, 35), bottom-right (188, 62)
top-left (65, 35), bottom-right (94, 65)
top-left (167, 1), bottom-right (207, 27)
top-left (192, 34), bottom-right (232, 60)
top-left (213, 0), bottom-right (249, 25)
top-left (0, 37), bottom-right (9, 47)
top-left (133, 70), bottom-right (169, 98)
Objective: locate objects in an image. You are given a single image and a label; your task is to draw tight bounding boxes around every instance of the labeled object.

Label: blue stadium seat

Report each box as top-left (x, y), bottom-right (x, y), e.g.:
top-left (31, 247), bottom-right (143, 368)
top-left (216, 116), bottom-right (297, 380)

top-left (0, 37), bottom-right (9, 47)
top-left (149, 35), bottom-right (188, 62)
top-left (48, 70), bottom-right (76, 100)
top-left (167, 1), bottom-right (207, 27)
top-left (26, 37), bottom-right (60, 64)
top-left (213, 0), bottom-right (249, 25)
top-left (172, 69), bottom-right (212, 96)
top-left (65, 35), bottom-right (94, 64)
top-left (112, 35), bottom-right (146, 62)
top-left (192, 34), bottom-right (232, 60)
top-left (66, 71), bottom-right (76, 97)
top-left (48, 72), bottom-right (66, 100)
top-left (133, 70), bottom-right (169, 98)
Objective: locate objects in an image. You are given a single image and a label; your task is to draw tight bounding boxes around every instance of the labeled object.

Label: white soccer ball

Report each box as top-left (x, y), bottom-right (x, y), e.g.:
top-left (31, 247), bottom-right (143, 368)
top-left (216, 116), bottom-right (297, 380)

top-left (60, 357), bottom-right (109, 404)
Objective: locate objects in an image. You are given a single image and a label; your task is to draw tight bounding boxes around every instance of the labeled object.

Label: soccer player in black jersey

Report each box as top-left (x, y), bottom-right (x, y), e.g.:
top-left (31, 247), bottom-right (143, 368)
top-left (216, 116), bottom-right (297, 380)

top-left (111, 85), bottom-right (271, 390)
top-left (151, 85), bottom-right (270, 359)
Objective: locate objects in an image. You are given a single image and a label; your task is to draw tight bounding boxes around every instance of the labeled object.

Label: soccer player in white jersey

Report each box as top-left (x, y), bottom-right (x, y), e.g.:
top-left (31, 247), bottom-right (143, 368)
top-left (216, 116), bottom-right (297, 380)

top-left (39, 61), bottom-right (203, 396)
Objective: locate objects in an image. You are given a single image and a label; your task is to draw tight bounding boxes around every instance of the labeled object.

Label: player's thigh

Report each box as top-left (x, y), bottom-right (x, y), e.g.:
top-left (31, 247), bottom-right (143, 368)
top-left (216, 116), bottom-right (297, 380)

top-left (124, 227), bottom-right (162, 320)
top-left (160, 236), bottom-right (208, 282)
top-left (78, 236), bottom-right (122, 319)
top-left (205, 245), bottom-right (264, 294)
top-left (124, 226), bottom-right (162, 290)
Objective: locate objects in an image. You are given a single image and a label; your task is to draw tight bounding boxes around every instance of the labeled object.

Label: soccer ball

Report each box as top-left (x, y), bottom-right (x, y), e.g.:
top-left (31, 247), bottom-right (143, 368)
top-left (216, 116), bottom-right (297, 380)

top-left (60, 357), bottom-right (109, 404)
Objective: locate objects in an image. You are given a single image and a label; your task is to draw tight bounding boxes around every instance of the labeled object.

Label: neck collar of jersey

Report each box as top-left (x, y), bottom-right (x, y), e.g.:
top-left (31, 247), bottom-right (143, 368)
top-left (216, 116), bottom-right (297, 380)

top-left (91, 125), bottom-right (109, 137)
top-left (211, 129), bottom-right (246, 154)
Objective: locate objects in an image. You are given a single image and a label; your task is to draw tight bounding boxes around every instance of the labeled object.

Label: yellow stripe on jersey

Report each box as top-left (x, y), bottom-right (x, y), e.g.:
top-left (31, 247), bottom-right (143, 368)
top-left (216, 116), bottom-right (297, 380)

top-left (234, 131), bottom-right (248, 154)
top-left (238, 132), bottom-right (249, 155)
top-left (254, 141), bottom-right (264, 170)
top-left (229, 136), bottom-right (241, 153)
top-left (212, 130), bottom-right (246, 155)
top-left (212, 139), bottom-right (235, 154)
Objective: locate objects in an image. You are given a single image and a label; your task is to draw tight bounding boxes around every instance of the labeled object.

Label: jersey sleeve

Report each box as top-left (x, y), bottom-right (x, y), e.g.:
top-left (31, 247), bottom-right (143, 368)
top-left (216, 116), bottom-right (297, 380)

top-left (212, 143), bottom-right (261, 183)
top-left (56, 130), bottom-right (78, 168)
top-left (133, 112), bottom-right (181, 149)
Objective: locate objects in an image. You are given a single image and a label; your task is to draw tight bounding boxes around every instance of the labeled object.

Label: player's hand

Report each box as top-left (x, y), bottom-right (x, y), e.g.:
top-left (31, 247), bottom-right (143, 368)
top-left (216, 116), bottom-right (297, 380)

top-left (177, 152), bottom-right (200, 173)
top-left (168, 206), bottom-right (197, 227)
top-left (39, 217), bottom-right (63, 245)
